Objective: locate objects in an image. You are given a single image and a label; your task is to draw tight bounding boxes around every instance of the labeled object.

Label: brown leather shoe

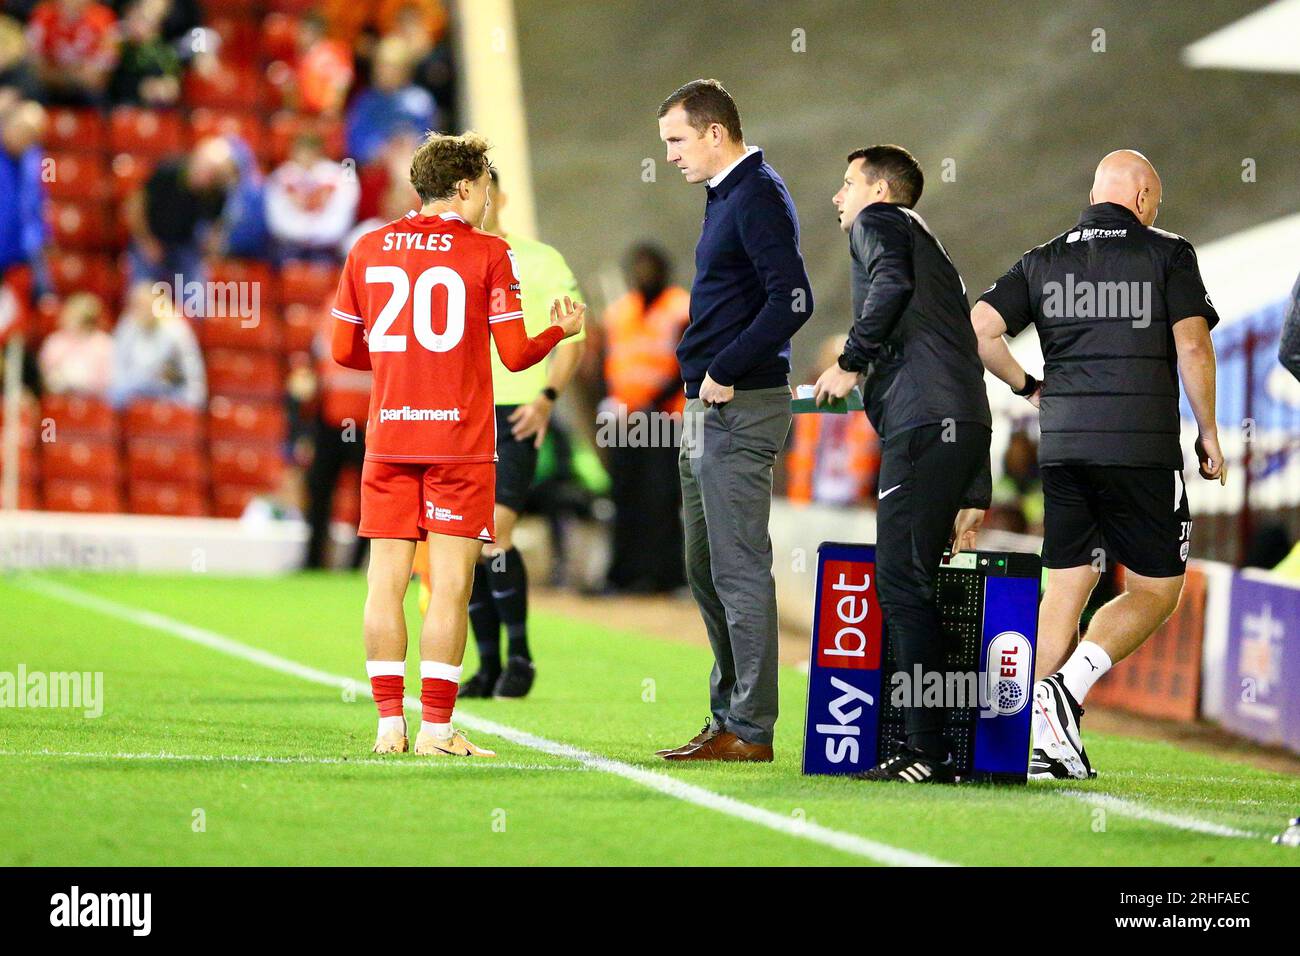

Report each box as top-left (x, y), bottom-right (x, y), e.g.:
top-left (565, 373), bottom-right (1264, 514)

top-left (661, 731), bottom-right (773, 762)
top-left (655, 718), bottom-right (721, 757)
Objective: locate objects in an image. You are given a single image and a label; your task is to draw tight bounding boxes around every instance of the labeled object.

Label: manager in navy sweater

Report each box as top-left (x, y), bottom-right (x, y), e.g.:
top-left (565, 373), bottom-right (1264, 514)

top-left (654, 79), bottom-right (813, 762)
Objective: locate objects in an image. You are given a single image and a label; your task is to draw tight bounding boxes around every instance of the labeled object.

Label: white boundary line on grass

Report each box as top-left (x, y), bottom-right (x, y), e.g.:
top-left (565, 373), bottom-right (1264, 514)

top-left (15, 576), bottom-right (952, 867)
top-left (1059, 790), bottom-right (1261, 839)
top-left (0, 748), bottom-right (578, 772)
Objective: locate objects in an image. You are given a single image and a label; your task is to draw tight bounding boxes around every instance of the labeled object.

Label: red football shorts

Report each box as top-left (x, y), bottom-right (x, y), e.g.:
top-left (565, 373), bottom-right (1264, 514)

top-left (359, 460), bottom-right (495, 543)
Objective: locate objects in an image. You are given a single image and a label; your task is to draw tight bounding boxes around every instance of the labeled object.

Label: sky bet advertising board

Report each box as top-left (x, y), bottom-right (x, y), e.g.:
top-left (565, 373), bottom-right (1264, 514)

top-left (802, 542), bottom-right (1041, 782)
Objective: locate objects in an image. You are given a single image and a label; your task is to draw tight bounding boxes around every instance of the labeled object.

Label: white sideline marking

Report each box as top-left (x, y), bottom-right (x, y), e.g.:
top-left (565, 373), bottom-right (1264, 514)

top-left (0, 748), bottom-right (577, 772)
top-left (16, 577), bottom-right (951, 867)
top-left (1060, 790), bottom-right (1261, 839)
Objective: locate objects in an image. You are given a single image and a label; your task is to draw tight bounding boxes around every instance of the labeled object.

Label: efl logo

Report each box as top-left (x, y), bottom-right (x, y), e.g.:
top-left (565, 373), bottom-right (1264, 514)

top-left (984, 631), bottom-right (1032, 716)
top-left (815, 559), bottom-right (881, 670)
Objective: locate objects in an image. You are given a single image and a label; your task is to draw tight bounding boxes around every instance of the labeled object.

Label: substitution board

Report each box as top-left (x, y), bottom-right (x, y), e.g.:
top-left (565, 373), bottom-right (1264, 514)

top-left (802, 542), bottom-right (1041, 783)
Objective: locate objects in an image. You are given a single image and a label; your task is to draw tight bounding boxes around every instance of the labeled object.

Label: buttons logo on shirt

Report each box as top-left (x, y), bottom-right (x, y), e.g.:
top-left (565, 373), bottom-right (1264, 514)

top-left (1066, 227), bottom-right (1128, 243)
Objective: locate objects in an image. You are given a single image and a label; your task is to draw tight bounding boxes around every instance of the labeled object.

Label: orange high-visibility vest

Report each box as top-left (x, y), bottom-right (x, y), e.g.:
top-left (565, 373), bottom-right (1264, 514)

top-left (785, 411), bottom-right (879, 505)
top-left (602, 286), bottom-right (689, 415)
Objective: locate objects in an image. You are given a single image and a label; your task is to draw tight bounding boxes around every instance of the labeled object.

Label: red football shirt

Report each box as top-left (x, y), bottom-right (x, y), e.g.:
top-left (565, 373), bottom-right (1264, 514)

top-left (331, 211), bottom-right (559, 464)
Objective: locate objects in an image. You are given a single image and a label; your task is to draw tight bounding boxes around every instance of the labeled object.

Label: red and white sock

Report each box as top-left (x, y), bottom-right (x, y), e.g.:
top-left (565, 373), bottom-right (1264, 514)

top-left (366, 660), bottom-right (406, 735)
top-left (420, 661), bottom-right (462, 739)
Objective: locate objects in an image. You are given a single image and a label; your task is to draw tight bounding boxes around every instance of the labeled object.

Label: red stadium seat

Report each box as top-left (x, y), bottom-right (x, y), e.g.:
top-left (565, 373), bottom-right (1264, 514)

top-left (206, 17), bottom-right (260, 65)
top-left (42, 478), bottom-right (124, 514)
top-left (185, 59), bottom-right (263, 110)
top-left (188, 108), bottom-right (266, 157)
top-left (108, 107), bottom-right (187, 158)
top-left (45, 108), bottom-right (106, 153)
top-left (260, 12), bottom-right (298, 63)
top-left (281, 302), bottom-right (320, 354)
top-left (210, 441), bottom-right (284, 488)
top-left (41, 438), bottom-right (121, 482)
top-left (47, 200), bottom-right (114, 250)
top-left (206, 349), bottom-right (284, 400)
top-left (199, 310), bottom-right (280, 351)
top-left (44, 152), bottom-right (110, 202)
top-left (128, 481), bottom-right (209, 517)
top-left (123, 400), bottom-right (203, 442)
top-left (279, 261), bottom-right (338, 308)
top-left (266, 111), bottom-right (345, 164)
top-left (125, 439), bottom-right (207, 484)
top-left (47, 252), bottom-right (119, 306)
top-left (209, 259), bottom-right (277, 311)
top-left (208, 397), bottom-right (287, 443)
top-left (40, 395), bottom-right (118, 441)
top-left (210, 482), bottom-right (259, 518)
top-left (110, 153), bottom-right (154, 201)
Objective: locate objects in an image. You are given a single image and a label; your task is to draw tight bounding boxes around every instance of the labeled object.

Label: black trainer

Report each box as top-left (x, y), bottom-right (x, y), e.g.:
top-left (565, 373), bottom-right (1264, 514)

top-left (492, 656), bottom-right (536, 699)
top-left (853, 744), bottom-right (957, 783)
top-left (459, 669), bottom-right (499, 699)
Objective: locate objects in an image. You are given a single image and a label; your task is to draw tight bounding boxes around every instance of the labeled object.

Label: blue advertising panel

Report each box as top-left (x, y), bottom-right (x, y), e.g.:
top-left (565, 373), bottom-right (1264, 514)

top-left (803, 543), bottom-right (1040, 782)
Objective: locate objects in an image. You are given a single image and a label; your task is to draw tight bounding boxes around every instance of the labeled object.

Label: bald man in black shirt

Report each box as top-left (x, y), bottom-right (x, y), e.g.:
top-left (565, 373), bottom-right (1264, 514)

top-left (973, 149), bottom-right (1223, 781)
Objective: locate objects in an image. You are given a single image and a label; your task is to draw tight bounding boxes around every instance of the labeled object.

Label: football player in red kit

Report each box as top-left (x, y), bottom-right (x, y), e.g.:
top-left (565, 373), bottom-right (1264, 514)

top-left (331, 131), bottom-right (585, 756)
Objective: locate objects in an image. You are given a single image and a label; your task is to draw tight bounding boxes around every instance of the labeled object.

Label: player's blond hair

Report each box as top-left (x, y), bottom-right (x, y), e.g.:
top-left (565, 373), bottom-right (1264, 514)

top-left (409, 131), bottom-right (493, 203)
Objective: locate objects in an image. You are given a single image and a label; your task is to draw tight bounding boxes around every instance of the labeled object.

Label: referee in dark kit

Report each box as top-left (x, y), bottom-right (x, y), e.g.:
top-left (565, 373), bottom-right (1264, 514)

top-left (971, 149), bottom-right (1223, 781)
top-left (815, 145), bottom-right (992, 784)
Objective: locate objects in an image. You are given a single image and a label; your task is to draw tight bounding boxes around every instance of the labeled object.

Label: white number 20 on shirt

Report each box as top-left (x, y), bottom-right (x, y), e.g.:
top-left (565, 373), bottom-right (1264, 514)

top-left (365, 265), bottom-right (466, 353)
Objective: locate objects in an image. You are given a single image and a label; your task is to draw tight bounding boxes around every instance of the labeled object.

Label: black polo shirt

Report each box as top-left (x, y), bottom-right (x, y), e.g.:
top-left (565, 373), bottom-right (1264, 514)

top-left (979, 202), bottom-right (1218, 469)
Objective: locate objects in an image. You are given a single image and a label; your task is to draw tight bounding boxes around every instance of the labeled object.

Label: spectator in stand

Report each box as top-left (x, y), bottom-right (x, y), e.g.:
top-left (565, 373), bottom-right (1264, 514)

top-left (108, 0), bottom-right (180, 106)
top-left (0, 17), bottom-right (43, 103)
top-left (353, 127), bottom-right (419, 227)
top-left (291, 12), bottom-right (353, 115)
top-left (266, 132), bottom-right (359, 264)
top-left (784, 333), bottom-right (880, 507)
top-left (38, 292), bottom-right (113, 395)
top-left (303, 306), bottom-right (371, 569)
top-left (0, 100), bottom-right (48, 305)
top-left (345, 35), bottom-right (437, 166)
top-left (217, 134), bottom-right (270, 261)
top-left (109, 281), bottom-right (205, 408)
top-left (124, 136), bottom-right (237, 295)
top-left (391, 0), bottom-right (456, 127)
top-left (25, 0), bottom-right (119, 105)
top-left (598, 242), bottom-right (690, 593)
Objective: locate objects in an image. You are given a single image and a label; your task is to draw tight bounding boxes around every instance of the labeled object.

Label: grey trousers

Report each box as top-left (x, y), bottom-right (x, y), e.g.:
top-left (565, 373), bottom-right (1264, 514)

top-left (679, 386), bottom-right (792, 745)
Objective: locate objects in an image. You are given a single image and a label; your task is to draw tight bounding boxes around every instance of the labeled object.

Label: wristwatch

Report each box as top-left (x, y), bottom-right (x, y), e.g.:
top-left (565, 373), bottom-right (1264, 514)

top-left (836, 353), bottom-right (860, 373)
top-left (540, 387), bottom-right (559, 402)
top-left (1012, 372), bottom-right (1039, 397)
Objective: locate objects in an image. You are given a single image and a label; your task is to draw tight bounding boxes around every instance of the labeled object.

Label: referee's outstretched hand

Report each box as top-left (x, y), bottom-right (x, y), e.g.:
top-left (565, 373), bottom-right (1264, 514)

top-left (1195, 431), bottom-right (1227, 485)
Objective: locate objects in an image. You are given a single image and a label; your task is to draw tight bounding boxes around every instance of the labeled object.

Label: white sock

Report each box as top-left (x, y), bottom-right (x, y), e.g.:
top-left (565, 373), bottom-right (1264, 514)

top-left (377, 715), bottom-right (406, 737)
top-left (1057, 640), bottom-right (1112, 704)
top-left (420, 721), bottom-right (453, 740)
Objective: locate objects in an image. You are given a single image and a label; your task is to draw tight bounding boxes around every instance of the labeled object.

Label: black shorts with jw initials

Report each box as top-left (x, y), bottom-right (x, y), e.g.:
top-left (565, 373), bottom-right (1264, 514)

top-left (1041, 464), bottom-right (1191, 578)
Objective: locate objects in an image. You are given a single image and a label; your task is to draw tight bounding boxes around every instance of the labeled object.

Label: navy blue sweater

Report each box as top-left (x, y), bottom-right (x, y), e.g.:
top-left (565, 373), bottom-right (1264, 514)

top-left (678, 150), bottom-right (813, 397)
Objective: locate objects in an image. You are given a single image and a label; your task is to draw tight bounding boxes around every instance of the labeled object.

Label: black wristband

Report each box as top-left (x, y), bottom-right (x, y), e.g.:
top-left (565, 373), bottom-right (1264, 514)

top-left (1012, 372), bottom-right (1039, 397)
top-left (541, 387), bottom-right (559, 402)
top-left (836, 352), bottom-right (860, 373)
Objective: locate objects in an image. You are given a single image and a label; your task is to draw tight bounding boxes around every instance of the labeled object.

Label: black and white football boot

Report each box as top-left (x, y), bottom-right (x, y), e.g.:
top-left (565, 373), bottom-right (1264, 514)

top-left (853, 744), bottom-right (956, 784)
top-left (1030, 674), bottom-right (1096, 780)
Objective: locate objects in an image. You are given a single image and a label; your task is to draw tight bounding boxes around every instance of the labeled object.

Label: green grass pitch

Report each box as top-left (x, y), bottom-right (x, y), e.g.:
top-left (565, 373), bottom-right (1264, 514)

top-left (1, 571), bottom-right (1297, 866)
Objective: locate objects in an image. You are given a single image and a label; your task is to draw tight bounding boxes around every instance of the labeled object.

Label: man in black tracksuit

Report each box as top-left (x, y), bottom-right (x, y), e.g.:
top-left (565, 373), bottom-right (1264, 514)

top-left (815, 145), bottom-right (991, 783)
top-left (972, 149), bottom-right (1222, 781)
